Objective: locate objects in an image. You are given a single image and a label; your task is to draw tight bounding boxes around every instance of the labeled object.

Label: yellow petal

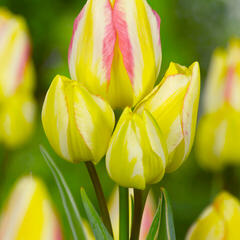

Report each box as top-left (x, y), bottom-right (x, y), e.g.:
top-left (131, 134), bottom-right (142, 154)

top-left (0, 176), bottom-right (63, 239)
top-left (0, 93), bottom-right (36, 148)
top-left (186, 206), bottom-right (225, 240)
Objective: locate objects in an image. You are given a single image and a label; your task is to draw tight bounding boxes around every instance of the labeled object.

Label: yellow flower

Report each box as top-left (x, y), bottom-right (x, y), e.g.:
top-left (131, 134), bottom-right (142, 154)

top-left (0, 93), bottom-right (36, 148)
top-left (42, 75), bottom-right (115, 164)
top-left (106, 107), bottom-right (167, 189)
top-left (0, 8), bottom-right (35, 102)
top-left (68, 0), bottom-right (161, 108)
top-left (196, 104), bottom-right (240, 171)
top-left (196, 39), bottom-right (240, 170)
top-left (186, 192), bottom-right (240, 240)
top-left (0, 175), bottom-right (63, 240)
top-left (136, 61), bottom-right (201, 172)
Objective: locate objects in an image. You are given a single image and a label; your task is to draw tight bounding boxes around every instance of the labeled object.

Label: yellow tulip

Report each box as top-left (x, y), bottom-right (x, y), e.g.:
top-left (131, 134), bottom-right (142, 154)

top-left (0, 8), bottom-right (35, 102)
top-left (0, 93), bottom-right (36, 148)
top-left (196, 104), bottom-right (240, 171)
top-left (136, 61), bottom-right (201, 172)
top-left (68, 0), bottom-right (161, 108)
top-left (186, 192), bottom-right (240, 240)
top-left (42, 75), bottom-right (115, 164)
top-left (0, 175), bottom-right (63, 240)
top-left (106, 107), bottom-right (167, 190)
top-left (196, 39), bottom-right (240, 170)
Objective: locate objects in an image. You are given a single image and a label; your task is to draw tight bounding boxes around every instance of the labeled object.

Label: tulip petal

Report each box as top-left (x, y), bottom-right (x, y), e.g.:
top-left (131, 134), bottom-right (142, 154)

top-left (113, 0), bottom-right (161, 105)
top-left (186, 206), bottom-right (225, 240)
top-left (68, 0), bottom-right (116, 96)
top-left (0, 176), bottom-right (62, 240)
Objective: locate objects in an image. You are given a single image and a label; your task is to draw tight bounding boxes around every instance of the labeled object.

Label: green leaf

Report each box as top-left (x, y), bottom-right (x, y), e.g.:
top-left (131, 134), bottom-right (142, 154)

top-left (158, 188), bottom-right (176, 240)
top-left (146, 192), bottom-right (163, 240)
top-left (80, 188), bottom-right (113, 240)
top-left (40, 145), bottom-right (86, 240)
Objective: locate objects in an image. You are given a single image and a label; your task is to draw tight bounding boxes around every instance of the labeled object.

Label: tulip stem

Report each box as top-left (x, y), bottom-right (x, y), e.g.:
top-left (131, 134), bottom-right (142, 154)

top-left (130, 188), bottom-right (149, 240)
top-left (119, 187), bottom-right (129, 240)
top-left (85, 162), bottom-right (113, 237)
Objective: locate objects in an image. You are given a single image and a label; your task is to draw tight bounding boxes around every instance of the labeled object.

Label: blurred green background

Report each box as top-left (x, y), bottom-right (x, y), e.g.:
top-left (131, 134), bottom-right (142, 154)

top-left (1, 0), bottom-right (240, 239)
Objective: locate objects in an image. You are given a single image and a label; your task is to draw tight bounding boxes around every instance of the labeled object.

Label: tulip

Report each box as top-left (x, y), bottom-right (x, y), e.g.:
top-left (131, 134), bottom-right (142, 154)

top-left (106, 107), bottom-right (167, 189)
top-left (196, 104), bottom-right (240, 171)
top-left (0, 8), bottom-right (35, 102)
top-left (0, 175), bottom-right (63, 240)
top-left (68, 0), bottom-right (161, 109)
top-left (196, 39), bottom-right (240, 170)
top-left (186, 192), bottom-right (240, 240)
top-left (136, 61), bottom-right (201, 172)
top-left (0, 93), bottom-right (36, 148)
top-left (42, 75), bottom-right (115, 164)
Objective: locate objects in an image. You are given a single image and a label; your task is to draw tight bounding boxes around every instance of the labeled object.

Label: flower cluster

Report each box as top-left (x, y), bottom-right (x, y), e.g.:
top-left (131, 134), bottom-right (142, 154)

top-left (0, 8), bottom-right (36, 148)
top-left (196, 39), bottom-right (240, 171)
top-left (42, 0), bottom-right (200, 190)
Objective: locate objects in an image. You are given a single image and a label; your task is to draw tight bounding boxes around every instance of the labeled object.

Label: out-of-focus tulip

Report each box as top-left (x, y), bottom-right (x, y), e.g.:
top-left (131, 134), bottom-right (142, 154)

top-left (42, 75), bottom-right (115, 164)
top-left (0, 175), bottom-right (63, 240)
top-left (196, 104), bottom-right (240, 171)
top-left (106, 107), bottom-right (167, 190)
top-left (186, 192), bottom-right (240, 240)
top-left (68, 0), bottom-right (161, 109)
top-left (0, 8), bottom-right (35, 102)
top-left (0, 93), bottom-right (36, 148)
top-left (136, 62), bottom-right (201, 172)
top-left (196, 39), bottom-right (240, 170)
top-left (83, 187), bottom-right (156, 240)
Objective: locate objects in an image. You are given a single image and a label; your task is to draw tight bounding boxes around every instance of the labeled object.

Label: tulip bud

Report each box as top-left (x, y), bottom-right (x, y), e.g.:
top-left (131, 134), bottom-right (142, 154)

top-left (0, 8), bottom-right (35, 102)
top-left (106, 108), bottom-right (167, 189)
top-left (186, 192), bottom-right (240, 240)
top-left (68, 0), bottom-right (161, 109)
top-left (136, 62), bottom-right (200, 172)
top-left (203, 39), bottom-right (240, 114)
top-left (0, 176), bottom-right (63, 240)
top-left (196, 104), bottom-right (240, 171)
top-left (42, 75), bottom-right (115, 164)
top-left (0, 93), bottom-right (36, 148)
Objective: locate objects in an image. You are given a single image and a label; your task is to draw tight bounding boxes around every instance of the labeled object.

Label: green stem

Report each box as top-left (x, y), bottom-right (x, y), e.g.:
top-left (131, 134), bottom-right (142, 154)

top-left (210, 171), bottom-right (223, 200)
top-left (0, 147), bottom-right (9, 191)
top-left (119, 187), bottom-right (129, 240)
top-left (85, 162), bottom-right (113, 237)
top-left (130, 188), bottom-right (149, 240)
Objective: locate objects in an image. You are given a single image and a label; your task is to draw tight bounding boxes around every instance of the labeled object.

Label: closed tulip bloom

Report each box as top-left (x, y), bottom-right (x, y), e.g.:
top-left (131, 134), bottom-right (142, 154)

top-left (136, 62), bottom-right (200, 172)
top-left (0, 176), bottom-right (63, 240)
top-left (196, 39), bottom-right (240, 170)
top-left (0, 8), bottom-right (35, 101)
top-left (68, 0), bottom-right (161, 109)
top-left (196, 104), bottom-right (240, 171)
top-left (42, 75), bottom-right (115, 164)
top-left (186, 192), bottom-right (240, 240)
top-left (106, 107), bottom-right (167, 189)
top-left (203, 39), bottom-right (240, 114)
top-left (0, 93), bottom-right (36, 148)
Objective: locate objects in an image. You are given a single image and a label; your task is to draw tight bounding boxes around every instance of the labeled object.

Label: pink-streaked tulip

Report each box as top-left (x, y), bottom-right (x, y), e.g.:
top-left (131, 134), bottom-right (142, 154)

top-left (0, 175), bottom-right (63, 240)
top-left (68, 0), bottom-right (161, 109)
top-left (0, 8), bottom-right (35, 102)
top-left (203, 39), bottom-right (240, 114)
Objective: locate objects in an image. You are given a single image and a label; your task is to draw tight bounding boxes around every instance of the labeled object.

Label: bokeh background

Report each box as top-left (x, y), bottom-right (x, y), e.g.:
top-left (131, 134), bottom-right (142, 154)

top-left (1, 0), bottom-right (240, 239)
